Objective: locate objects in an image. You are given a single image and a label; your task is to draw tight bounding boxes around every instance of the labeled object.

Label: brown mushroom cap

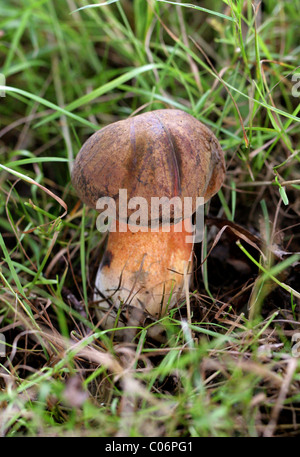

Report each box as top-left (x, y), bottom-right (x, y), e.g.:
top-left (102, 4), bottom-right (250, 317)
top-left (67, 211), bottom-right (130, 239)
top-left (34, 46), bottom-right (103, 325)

top-left (71, 109), bottom-right (225, 225)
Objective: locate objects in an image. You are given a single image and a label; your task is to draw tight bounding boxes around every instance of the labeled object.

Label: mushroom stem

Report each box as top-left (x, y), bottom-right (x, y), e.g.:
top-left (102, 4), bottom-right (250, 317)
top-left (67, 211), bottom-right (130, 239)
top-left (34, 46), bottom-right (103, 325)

top-left (94, 217), bottom-right (194, 329)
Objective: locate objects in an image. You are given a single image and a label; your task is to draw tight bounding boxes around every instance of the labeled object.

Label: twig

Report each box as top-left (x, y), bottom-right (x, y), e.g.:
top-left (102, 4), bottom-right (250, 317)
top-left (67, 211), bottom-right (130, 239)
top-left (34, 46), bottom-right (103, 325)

top-left (264, 358), bottom-right (298, 437)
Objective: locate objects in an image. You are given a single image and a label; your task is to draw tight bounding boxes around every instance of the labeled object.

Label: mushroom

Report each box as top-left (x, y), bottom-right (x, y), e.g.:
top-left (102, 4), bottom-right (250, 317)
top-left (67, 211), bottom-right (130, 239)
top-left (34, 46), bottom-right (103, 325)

top-left (71, 109), bottom-right (225, 339)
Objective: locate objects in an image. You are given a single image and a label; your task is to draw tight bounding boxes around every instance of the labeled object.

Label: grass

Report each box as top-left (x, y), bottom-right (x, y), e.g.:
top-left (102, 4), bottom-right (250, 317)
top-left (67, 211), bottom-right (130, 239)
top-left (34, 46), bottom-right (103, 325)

top-left (0, 0), bottom-right (300, 437)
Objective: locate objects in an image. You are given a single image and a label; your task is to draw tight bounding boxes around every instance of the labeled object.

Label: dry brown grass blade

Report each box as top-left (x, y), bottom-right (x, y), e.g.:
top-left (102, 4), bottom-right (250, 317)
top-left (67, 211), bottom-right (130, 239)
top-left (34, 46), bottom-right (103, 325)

top-left (206, 216), bottom-right (298, 261)
top-left (202, 216), bottom-right (266, 268)
top-left (263, 358), bottom-right (298, 437)
top-left (37, 327), bottom-right (124, 376)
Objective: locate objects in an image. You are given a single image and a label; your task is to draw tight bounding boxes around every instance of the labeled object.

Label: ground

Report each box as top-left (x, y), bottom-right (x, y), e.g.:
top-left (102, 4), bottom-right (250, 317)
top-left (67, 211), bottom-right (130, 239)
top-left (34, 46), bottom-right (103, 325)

top-left (0, 0), bottom-right (299, 437)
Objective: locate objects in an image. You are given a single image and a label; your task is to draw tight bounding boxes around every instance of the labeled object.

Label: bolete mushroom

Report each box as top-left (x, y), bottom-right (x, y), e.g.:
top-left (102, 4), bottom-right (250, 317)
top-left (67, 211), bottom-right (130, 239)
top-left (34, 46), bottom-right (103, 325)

top-left (72, 109), bottom-right (225, 339)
